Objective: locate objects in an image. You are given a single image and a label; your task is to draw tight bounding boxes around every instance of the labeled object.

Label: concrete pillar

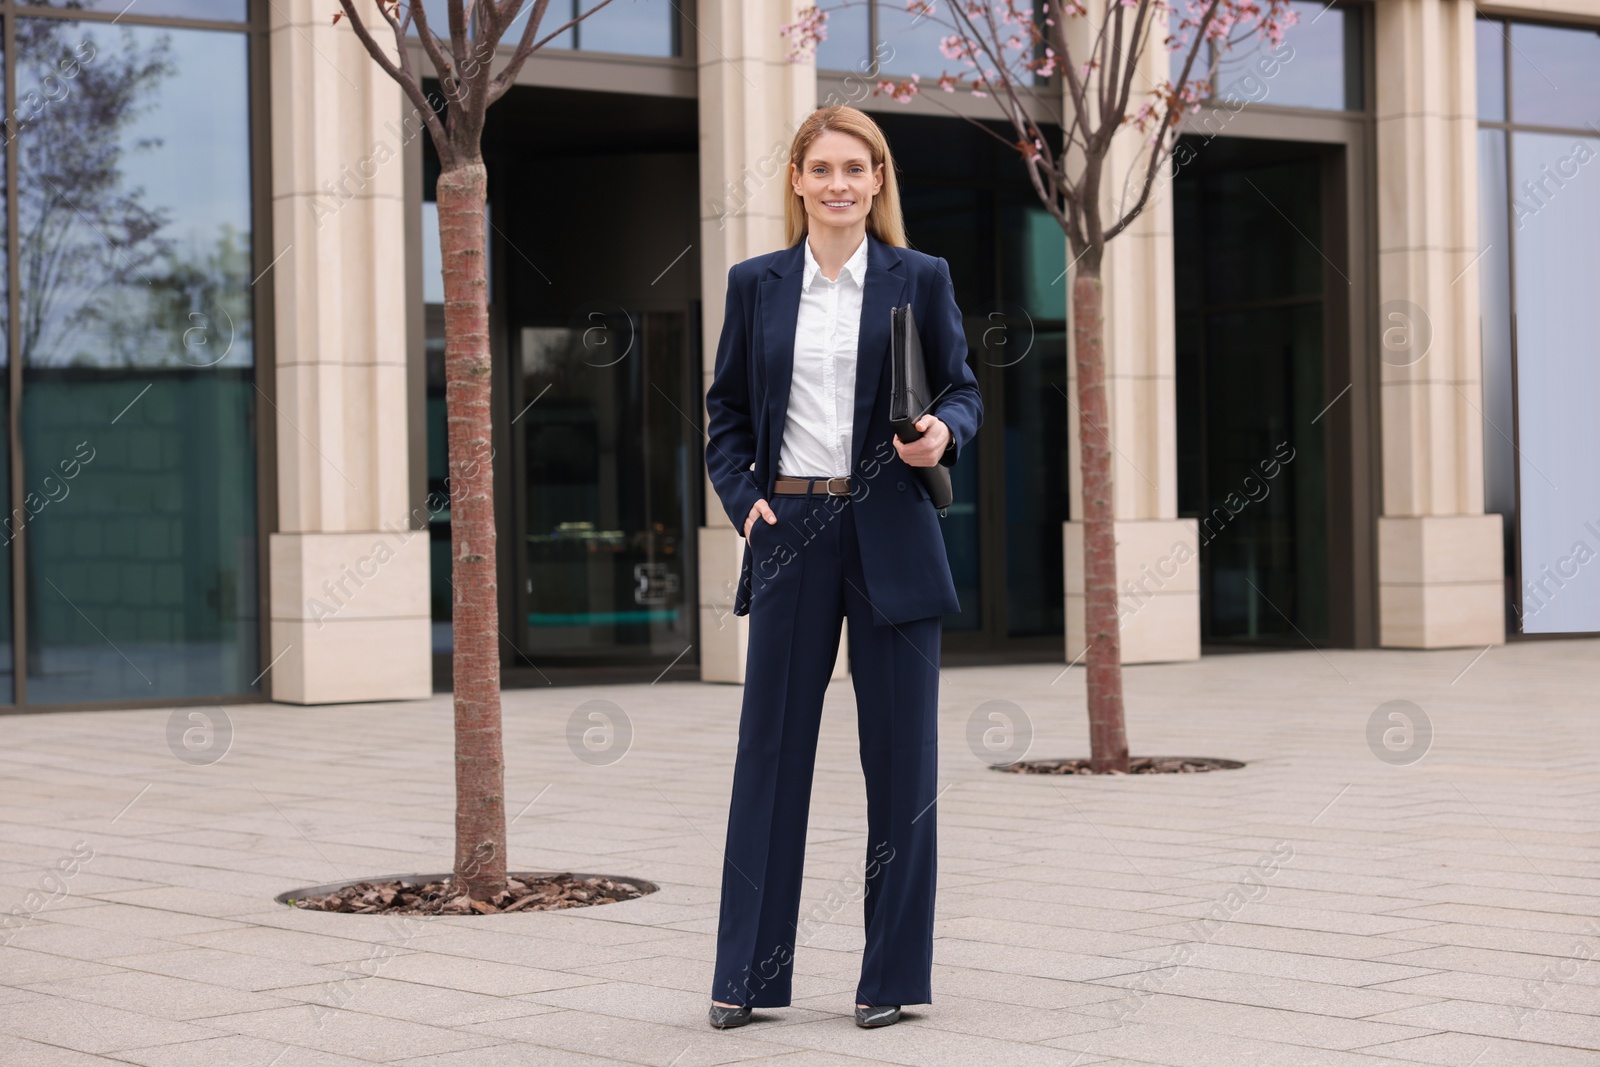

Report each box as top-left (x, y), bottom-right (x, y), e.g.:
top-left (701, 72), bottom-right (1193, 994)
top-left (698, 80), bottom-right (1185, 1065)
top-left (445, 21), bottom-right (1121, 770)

top-left (1373, 0), bottom-right (1505, 648)
top-left (1063, 0), bottom-right (1201, 665)
top-left (696, 1), bottom-right (848, 683)
top-left (265, 1), bottom-right (431, 703)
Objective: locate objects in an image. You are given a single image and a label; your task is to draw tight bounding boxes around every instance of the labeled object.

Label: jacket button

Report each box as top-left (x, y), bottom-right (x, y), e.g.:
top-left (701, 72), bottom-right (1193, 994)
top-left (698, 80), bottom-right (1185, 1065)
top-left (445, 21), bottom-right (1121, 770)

top-left (896, 480), bottom-right (906, 491)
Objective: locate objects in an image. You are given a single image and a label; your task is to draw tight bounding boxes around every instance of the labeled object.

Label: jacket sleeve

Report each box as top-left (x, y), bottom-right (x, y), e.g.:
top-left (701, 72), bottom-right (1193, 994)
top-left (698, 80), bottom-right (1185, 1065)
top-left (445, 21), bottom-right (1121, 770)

top-left (704, 264), bottom-right (765, 535)
top-left (924, 256), bottom-right (982, 469)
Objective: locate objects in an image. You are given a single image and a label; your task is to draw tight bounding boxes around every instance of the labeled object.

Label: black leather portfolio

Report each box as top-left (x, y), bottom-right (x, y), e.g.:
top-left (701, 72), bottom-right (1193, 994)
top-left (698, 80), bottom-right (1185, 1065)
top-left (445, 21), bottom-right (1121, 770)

top-left (888, 303), bottom-right (954, 509)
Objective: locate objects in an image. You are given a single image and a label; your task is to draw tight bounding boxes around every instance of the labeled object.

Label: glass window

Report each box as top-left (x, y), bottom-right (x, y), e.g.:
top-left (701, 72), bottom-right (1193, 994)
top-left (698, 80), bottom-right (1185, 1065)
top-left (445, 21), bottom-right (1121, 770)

top-left (1475, 128), bottom-right (1515, 631)
top-left (572, 0), bottom-right (676, 57)
top-left (877, 0), bottom-right (953, 79)
top-left (1476, 18), bottom-right (1506, 122)
top-left (22, 0), bottom-right (247, 19)
top-left (17, 18), bottom-right (258, 701)
top-left (816, 2), bottom-right (869, 73)
top-left (425, 0), bottom-right (678, 57)
top-left (823, 2), bottom-right (1052, 88)
top-left (1174, 151), bottom-right (1329, 643)
top-left (1508, 130), bottom-right (1600, 633)
top-left (1175, 0), bottom-right (1360, 111)
top-left (0, 34), bottom-right (11, 703)
top-left (1509, 22), bottom-right (1600, 131)
top-left (1479, 17), bottom-right (1600, 634)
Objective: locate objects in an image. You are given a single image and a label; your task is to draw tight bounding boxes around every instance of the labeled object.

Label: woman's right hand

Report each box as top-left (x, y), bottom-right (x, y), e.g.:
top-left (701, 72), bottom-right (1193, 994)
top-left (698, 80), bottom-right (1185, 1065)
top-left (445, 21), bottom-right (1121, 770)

top-left (743, 499), bottom-right (777, 539)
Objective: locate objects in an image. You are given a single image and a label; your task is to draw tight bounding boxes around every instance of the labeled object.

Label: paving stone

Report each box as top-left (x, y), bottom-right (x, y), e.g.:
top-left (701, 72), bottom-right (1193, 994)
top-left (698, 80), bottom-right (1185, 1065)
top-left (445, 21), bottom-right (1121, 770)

top-left (1351, 1031), bottom-right (1600, 1066)
top-left (1365, 999), bottom-right (1600, 1050)
top-left (464, 1008), bottom-right (799, 1066)
top-left (170, 925), bottom-right (400, 965)
top-left (0, 1032), bottom-right (133, 1066)
top-left (0, 989), bottom-right (223, 1055)
top-left (374, 952), bottom-right (608, 997)
top-left (204, 1003), bottom-right (502, 1061)
top-left (1041, 1020), bottom-right (1435, 1066)
top-left (390, 1043), bottom-right (635, 1066)
top-left (20, 969), bottom-right (296, 1021)
top-left (1088, 964), bottom-right (1440, 1019)
top-left (1071, 990), bottom-right (1437, 1049)
top-left (99, 948), bottom-right (358, 993)
top-left (0, 643), bottom-right (1597, 1066)
top-left (1115, 942), bottom-right (1439, 987)
top-left (114, 1034), bottom-right (383, 1066)
top-left (270, 975), bottom-right (558, 1028)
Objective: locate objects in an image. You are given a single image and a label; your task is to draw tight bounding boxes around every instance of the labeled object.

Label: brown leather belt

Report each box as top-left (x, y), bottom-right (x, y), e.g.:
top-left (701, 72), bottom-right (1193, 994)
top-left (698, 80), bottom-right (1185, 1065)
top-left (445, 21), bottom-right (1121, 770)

top-left (772, 475), bottom-right (852, 496)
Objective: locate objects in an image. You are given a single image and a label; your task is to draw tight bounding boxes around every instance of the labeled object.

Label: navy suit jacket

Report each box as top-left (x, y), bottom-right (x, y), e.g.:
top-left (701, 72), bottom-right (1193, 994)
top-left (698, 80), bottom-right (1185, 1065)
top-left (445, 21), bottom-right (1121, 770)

top-left (705, 232), bottom-right (983, 624)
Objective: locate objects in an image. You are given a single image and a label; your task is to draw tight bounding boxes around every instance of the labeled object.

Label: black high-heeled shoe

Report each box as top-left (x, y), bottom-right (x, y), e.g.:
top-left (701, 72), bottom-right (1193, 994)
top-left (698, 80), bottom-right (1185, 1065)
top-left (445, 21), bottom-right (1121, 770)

top-left (854, 1003), bottom-right (901, 1027)
top-left (708, 1002), bottom-right (753, 1029)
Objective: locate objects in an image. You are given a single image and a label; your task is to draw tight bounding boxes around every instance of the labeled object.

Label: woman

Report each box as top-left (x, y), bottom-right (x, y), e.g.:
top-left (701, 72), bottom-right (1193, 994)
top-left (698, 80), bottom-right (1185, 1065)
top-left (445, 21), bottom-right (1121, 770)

top-left (703, 105), bottom-right (982, 1031)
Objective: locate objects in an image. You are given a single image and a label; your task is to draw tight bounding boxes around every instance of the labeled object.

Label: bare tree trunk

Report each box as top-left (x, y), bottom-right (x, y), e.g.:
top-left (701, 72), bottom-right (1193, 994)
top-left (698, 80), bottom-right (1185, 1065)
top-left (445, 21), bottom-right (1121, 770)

top-left (1072, 262), bottom-right (1131, 774)
top-left (438, 162), bottom-right (507, 898)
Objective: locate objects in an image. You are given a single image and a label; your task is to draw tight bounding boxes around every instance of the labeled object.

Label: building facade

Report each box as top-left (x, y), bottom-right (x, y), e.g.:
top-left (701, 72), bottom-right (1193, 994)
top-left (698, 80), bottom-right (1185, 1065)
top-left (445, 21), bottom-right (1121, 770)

top-left (0, 0), bottom-right (1594, 710)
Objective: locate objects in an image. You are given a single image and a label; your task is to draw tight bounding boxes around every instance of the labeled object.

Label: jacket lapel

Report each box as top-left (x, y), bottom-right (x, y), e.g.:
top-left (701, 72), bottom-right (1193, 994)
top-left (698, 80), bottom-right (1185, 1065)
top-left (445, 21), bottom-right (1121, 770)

top-left (760, 242), bottom-right (805, 483)
top-left (760, 233), bottom-right (905, 479)
top-left (851, 234), bottom-right (905, 471)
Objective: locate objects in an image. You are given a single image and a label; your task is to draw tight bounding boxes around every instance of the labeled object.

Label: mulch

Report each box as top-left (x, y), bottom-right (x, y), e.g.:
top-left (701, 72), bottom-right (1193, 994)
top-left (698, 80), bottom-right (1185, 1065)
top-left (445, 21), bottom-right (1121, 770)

top-left (286, 873), bottom-right (648, 915)
top-left (999, 756), bottom-right (1244, 774)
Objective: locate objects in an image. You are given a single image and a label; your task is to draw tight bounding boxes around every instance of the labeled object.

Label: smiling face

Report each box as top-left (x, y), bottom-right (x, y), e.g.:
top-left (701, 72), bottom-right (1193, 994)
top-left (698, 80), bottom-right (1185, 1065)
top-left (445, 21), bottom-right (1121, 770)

top-left (791, 129), bottom-right (884, 237)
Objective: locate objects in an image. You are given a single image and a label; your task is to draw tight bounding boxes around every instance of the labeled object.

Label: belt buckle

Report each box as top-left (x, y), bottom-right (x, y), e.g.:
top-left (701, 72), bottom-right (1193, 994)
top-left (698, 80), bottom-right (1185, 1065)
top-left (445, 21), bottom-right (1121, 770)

top-left (825, 476), bottom-right (850, 497)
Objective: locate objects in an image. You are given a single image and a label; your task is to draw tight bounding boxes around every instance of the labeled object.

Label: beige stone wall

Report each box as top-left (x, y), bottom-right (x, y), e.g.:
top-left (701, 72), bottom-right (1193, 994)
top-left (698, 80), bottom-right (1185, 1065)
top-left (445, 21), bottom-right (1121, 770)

top-left (1062, 0), bottom-right (1200, 663)
top-left (696, 0), bottom-right (851, 684)
top-left (266, 1), bottom-right (431, 704)
top-left (266, 0), bottom-right (1543, 700)
top-left (1373, 0), bottom-right (1506, 647)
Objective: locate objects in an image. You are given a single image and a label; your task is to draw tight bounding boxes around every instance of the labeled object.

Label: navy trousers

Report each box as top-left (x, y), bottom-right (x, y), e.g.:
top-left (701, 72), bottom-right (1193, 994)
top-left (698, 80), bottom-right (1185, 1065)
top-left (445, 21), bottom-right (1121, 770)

top-left (710, 487), bottom-right (941, 1008)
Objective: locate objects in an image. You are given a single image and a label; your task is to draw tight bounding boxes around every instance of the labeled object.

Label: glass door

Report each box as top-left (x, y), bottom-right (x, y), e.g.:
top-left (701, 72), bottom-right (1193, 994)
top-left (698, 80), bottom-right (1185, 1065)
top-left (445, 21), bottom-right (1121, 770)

top-left (1174, 142), bottom-right (1334, 645)
top-left (511, 310), bottom-right (697, 664)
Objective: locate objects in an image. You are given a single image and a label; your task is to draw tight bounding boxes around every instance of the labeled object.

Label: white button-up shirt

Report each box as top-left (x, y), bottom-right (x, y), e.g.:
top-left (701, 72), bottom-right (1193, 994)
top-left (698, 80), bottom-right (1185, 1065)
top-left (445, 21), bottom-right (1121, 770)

top-left (778, 234), bottom-right (869, 479)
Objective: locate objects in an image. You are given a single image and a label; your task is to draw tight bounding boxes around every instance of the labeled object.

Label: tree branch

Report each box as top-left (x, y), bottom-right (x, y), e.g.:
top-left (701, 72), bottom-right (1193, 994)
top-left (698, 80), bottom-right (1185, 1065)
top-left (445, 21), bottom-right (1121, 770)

top-left (488, 0), bottom-right (621, 106)
top-left (1102, 0), bottom-right (1224, 241)
top-left (337, 0), bottom-right (452, 166)
top-left (1110, 0), bottom-right (1152, 127)
top-left (1049, 2), bottom-right (1098, 163)
top-left (409, 0), bottom-right (469, 115)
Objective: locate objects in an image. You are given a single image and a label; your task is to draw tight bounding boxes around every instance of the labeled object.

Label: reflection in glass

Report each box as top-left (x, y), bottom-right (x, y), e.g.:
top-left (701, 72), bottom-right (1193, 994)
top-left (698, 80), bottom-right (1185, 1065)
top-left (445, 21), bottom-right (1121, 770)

top-left (1177, 0), bottom-right (1360, 111)
top-left (1476, 19), bottom-right (1506, 122)
top-left (996, 204), bottom-right (1067, 638)
top-left (424, 300), bottom-right (451, 655)
top-left (1509, 131), bottom-right (1600, 633)
top-left (1003, 333), bottom-right (1066, 637)
top-left (17, 19), bottom-right (257, 701)
top-left (22, 0), bottom-right (246, 19)
top-left (515, 312), bottom-right (696, 659)
top-left (0, 35), bottom-right (11, 702)
top-left (876, 0), bottom-right (1049, 85)
top-left (1476, 129), bottom-right (1515, 626)
top-left (877, 0), bottom-right (955, 79)
top-left (941, 439), bottom-right (981, 632)
top-left (816, 1), bottom-right (869, 72)
top-left (888, 112), bottom-right (1073, 643)
top-left (574, 0), bottom-right (677, 56)
top-left (492, 0), bottom-right (675, 55)
top-left (1510, 23), bottom-right (1600, 132)
top-left (1175, 152), bottom-right (1328, 643)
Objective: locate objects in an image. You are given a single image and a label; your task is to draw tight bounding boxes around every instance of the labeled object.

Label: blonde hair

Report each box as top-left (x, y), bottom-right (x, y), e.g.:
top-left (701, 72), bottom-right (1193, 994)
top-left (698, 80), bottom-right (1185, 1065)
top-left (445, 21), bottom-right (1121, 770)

top-left (784, 105), bottom-right (908, 248)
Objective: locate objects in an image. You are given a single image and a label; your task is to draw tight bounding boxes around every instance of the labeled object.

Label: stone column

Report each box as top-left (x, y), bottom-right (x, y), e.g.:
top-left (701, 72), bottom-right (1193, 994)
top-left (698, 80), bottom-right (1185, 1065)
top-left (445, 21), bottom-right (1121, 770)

top-left (1062, 0), bottom-right (1201, 665)
top-left (1373, 0), bottom-right (1505, 647)
top-left (696, 1), bottom-right (850, 683)
top-left (266, 1), bottom-right (432, 703)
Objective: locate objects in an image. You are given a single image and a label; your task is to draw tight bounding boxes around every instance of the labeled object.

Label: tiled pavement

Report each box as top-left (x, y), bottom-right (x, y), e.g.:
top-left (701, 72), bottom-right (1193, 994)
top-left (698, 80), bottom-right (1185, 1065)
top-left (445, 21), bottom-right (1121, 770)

top-left (1, 638), bottom-right (1598, 1066)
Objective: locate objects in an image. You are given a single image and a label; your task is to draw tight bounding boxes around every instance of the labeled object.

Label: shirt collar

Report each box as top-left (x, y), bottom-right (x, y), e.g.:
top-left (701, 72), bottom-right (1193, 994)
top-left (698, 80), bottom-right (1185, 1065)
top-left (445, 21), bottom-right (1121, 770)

top-left (802, 234), bottom-right (869, 291)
